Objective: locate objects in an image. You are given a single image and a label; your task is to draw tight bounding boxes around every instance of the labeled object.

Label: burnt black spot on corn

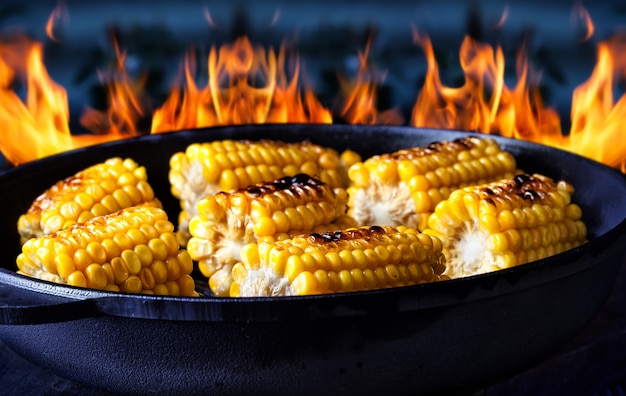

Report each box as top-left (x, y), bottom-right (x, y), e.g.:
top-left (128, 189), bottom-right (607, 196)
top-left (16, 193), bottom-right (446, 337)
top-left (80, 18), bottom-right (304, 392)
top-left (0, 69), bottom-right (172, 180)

top-left (16, 205), bottom-right (197, 296)
top-left (187, 175), bottom-right (357, 296)
top-left (309, 226), bottom-right (390, 244)
top-left (230, 225), bottom-right (447, 297)
top-left (236, 174), bottom-right (326, 198)
top-left (17, 157), bottom-right (161, 244)
top-left (347, 136), bottom-right (520, 231)
top-left (424, 173), bottom-right (587, 278)
top-left (168, 139), bottom-right (354, 246)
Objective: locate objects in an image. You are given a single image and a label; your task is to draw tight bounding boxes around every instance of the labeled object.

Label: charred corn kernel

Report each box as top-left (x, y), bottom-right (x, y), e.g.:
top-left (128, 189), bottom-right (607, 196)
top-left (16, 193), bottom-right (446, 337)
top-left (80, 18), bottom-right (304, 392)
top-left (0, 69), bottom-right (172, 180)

top-left (423, 174), bottom-right (588, 279)
top-left (187, 174), bottom-right (357, 296)
top-left (230, 225), bottom-right (447, 297)
top-left (168, 139), bottom-right (350, 246)
top-left (16, 206), bottom-right (197, 296)
top-left (347, 136), bottom-right (519, 230)
top-left (17, 157), bottom-right (161, 244)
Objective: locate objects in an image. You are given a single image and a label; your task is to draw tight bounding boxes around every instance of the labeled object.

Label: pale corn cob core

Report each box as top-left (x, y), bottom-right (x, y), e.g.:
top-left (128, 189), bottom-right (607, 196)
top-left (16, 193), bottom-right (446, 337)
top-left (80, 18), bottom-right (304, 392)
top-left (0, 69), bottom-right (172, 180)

top-left (347, 137), bottom-right (519, 231)
top-left (230, 225), bottom-right (447, 297)
top-left (16, 205), bottom-right (197, 296)
top-left (168, 139), bottom-right (351, 246)
top-left (17, 157), bottom-right (160, 244)
top-left (424, 174), bottom-right (588, 278)
top-left (187, 173), bottom-right (357, 296)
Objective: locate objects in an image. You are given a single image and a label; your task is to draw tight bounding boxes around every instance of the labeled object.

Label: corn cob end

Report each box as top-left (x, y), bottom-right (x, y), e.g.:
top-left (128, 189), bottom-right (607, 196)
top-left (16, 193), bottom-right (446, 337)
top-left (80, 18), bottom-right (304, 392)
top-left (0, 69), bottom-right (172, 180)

top-left (424, 173), bottom-right (588, 278)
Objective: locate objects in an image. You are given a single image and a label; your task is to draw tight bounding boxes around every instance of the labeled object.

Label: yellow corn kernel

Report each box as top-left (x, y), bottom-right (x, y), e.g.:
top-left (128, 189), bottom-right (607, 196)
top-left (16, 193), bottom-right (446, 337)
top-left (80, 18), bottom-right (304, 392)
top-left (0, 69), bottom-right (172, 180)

top-left (121, 275), bottom-right (143, 294)
top-left (73, 249), bottom-right (91, 272)
top-left (347, 136), bottom-right (519, 230)
top-left (16, 206), bottom-right (196, 296)
top-left (121, 250), bottom-right (142, 275)
top-left (54, 253), bottom-right (76, 279)
top-left (148, 238), bottom-right (169, 261)
top-left (178, 275), bottom-right (196, 296)
top-left (85, 264), bottom-right (108, 290)
top-left (111, 257), bottom-right (129, 283)
top-left (101, 263), bottom-right (115, 285)
top-left (169, 139), bottom-right (351, 246)
top-left (140, 267), bottom-right (156, 290)
top-left (340, 149), bottom-right (362, 168)
top-left (230, 225), bottom-right (446, 297)
top-left (17, 157), bottom-right (161, 244)
top-left (86, 242), bottom-right (107, 264)
top-left (68, 271), bottom-right (87, 288)
top-left (187, 174), bottom-right (356, 296)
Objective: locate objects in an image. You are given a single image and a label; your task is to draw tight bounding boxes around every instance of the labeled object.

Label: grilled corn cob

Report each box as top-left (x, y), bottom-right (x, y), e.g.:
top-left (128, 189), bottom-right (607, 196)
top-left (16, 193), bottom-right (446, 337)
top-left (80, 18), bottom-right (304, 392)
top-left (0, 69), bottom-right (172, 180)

top-left (347, 136), bottom-right (519, 231)
top-left (16, 205), bottom-right (197, 296)
top-left (17, 157), bottom-right (161, 244)
top-left (230, 225), bottom-right (447, 297)
top-left (169, 139), bottom-right (352, 246)
top-left (423, 174), bottom-right (587, 278)
top-left (187, 173), bottom-right (357, 296)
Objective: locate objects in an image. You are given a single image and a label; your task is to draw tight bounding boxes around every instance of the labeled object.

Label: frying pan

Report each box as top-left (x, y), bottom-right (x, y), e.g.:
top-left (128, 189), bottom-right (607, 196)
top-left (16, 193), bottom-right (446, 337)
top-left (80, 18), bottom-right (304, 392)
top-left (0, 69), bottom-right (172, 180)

top-left (0, 124), bottom-right (624, 396)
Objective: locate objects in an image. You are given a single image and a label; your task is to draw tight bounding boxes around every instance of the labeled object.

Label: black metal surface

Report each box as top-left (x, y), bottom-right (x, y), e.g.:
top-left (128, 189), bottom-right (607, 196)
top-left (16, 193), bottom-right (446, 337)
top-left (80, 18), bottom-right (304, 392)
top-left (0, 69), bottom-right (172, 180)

top-left (0, 124), bottom-right (624, 395)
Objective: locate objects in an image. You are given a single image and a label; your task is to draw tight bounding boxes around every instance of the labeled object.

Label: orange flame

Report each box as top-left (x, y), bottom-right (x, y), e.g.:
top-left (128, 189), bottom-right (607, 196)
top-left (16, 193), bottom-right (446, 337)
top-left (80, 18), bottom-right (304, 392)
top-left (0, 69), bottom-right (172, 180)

top-left (411, 29), bottom-right (626, 171)
top-left (0, 35), bottom-right (117, 165)
top-left (151, 37), bottom-right (331, 133)
top-left (569, 35), bottom-right (626, 171)
top-left (338, 40), bottom-right (404, 125)
top-left (79, 38), bottom-right (147, 136)
top-left (45, 1), bottom-right (69, 43)
top-left (412, 30), bottom-right (563, 141)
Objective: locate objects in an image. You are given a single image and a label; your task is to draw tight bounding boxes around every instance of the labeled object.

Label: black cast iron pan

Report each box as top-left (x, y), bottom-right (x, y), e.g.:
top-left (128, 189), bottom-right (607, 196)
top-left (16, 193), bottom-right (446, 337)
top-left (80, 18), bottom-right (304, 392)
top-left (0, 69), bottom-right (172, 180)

top-left (0, 124), bottom-right (624, 395)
